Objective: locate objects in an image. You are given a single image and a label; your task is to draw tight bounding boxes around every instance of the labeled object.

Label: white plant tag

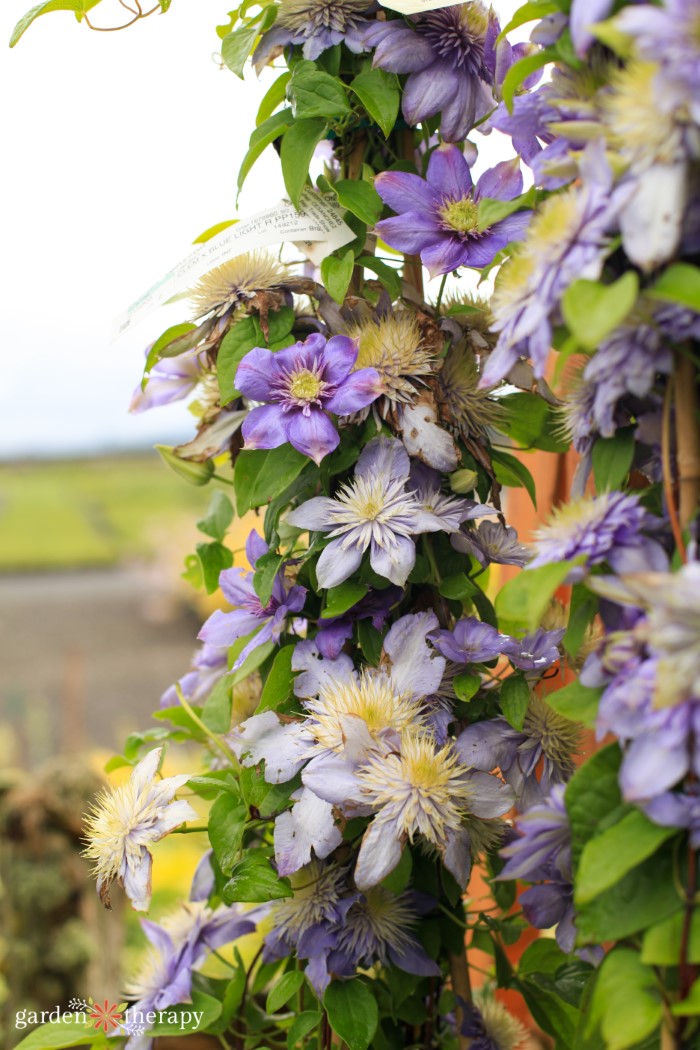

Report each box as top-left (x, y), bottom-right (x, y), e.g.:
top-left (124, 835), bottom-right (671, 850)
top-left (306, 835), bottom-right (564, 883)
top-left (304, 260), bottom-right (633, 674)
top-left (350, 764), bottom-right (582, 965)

top-left (114, 188), bottom-right (354, 336)
top-left (378, 0), bottom-right (462, 14)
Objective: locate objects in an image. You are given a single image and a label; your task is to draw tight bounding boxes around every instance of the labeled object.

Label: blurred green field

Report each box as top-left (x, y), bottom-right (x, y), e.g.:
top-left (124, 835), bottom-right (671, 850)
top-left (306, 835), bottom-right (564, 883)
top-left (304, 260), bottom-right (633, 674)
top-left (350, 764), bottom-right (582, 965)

top-left (0, 454), bottom-right (210, 571)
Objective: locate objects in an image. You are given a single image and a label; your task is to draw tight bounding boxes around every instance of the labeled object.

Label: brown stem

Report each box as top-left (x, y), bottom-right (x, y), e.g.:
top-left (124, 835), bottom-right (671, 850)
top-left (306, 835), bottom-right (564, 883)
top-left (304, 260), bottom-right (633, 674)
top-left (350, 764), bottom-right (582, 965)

top-left (674, 351), bottom-right (700, 530)
top-left (449, 948), bottom-right (472, 1050)
top-left (345, 132), bottom-right (368, 296)
top-left (397, 129), bottom-right (424, 299)
top-left (662, 380), bottom-right (687, 562)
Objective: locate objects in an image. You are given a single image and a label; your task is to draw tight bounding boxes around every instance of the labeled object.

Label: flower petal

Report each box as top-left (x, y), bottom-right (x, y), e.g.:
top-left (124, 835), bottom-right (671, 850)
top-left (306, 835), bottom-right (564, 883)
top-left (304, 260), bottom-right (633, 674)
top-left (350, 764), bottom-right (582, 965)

top-left (369, 24), bottom-right (436, 72)
top-left (354, 817), bottom-right (404, 890)
top-left (286, 409), bottom-right (339, 465)
top-left (420, 236), bottom-right (469, 278)
top-left (198, 608), bottom-right (262, 648)
top-left (375, 212), bottom-right (443, 255)
top-left (370, 534), bottom-right (416, 587)
top-left (356, 435), bottom-right (410, 483)
top-left (235, 347), bottom-right (276, 401)
top-left (242, 404), bottom-right (290, 451)
top-left (383, 611), bottom-right (445, 700)
top-left (230, 711), bottom-right (310, 783)
top-left (402, 62), bottom-right (454, 126)
top-left (322, 335), bottom-right (359, 383)
top-left (274, 787), bottom-right (342, 876)
top-left (286, 496), bottom-right (335, 531)
top-left (316, 538), bottom-right (364, 589)
top-left (375, 170), bottom-right (441, 215)
top-left (426, 144), bottom-right (473, 200)
top-left (324, 367), bottom-right (383, 415)
top-left (476, 158), bottom-right (523, 202)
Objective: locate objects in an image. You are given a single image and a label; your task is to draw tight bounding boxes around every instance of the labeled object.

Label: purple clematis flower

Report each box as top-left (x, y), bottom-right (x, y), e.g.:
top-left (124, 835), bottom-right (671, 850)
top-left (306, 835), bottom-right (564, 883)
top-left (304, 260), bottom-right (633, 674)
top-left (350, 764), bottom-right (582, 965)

top-left (287, 437), bottom-right (462, 588)
top-left (431, 616), bottom-right (514, 665)
top-left (160, 643), bottom-right (228, 709)
top-left (253, 0), bottom-right (372, 70)
top-left (315, 584), bottom-right (402, 659)
top-left (130, 349), bottom-right (207, 414)
top-left (498, 784), bottom-right (577, 953)
top-left (508, 628), bottom-right (565, 674)
top-left (452, 519), bottom-right (530, 568)
top-left (530, 491), bottom-right (668, 581)
top-left (363, 3), bottom-right (509, 142)
top-left (198, 529), bottom-right (306, 669)
top-left (569, 0), bottom-right (615, 57)
top-left (375, 145), bottom-right (530, 279)
top-left (646, 788), bottom-right (700, 848)
top-left (235, 333), bottom-right (382, 465)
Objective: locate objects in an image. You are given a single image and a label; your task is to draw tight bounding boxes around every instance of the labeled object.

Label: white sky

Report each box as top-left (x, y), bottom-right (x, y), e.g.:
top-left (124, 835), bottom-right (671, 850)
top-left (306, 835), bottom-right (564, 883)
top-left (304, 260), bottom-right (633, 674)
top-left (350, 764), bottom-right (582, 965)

top-left (0, 0), bottom-right (522, 458)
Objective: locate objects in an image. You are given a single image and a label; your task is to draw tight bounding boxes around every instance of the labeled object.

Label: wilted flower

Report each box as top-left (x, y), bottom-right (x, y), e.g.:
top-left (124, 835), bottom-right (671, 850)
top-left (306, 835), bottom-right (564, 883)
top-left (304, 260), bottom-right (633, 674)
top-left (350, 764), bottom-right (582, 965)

top-left (83, 748), bottom-right (196, 911)
top-left (431, 616), bottom-right (513, 665)
top-left (198, 529), bottom-right (306, 670)
top-left (332, 886), bottom-right (440, 977)
top-left (187, 251), bottom-right (289, 321)
top-left (530, 491), bottom-right (667, 580)
top-left (345, 312), bottom-right (436, 409)
top-left (254, 0), bottom-right (372, 69)
top-left (457, 694), bottom-right (580, 808)
top-left (235, 333), bottom-right (382, 465)
top-left (364, 3), bottom-right (507, 142)
top-left (499, 784), bottom-right (576, 952)
top-left (409, 460), bottom-right (491, 534)
top-left (375, 145), bottom-right (530, 278)
top-left (480, 143), bottom-right (625, 387)
top-left (287, 437), bottom-right (458, 588)
top-left (452, 519), bottom-right (530, 568)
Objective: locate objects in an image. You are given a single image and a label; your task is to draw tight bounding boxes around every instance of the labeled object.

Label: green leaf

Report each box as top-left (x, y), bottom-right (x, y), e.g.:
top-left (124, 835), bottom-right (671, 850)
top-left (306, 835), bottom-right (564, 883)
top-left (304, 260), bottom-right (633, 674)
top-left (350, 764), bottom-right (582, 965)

top-left (381, 845), bottom-right (412, 894)
top-left (576, 809), bottom-right (678, 905)
top-left (321, 580), bottom-right (368, 619)
top-left (9, 0), bottom-right (102, 47)
top-left (453, 672), bottom-right (481, 702)
top-left (502, 46), bottom-right (556, 111)
top-left (348, 69), bottom-right (400, 137)
top-left (499, 392), bottom-right (570, 453)
top-left (563, 583), bottom-right (598, 660)
top-left (477, 186), bottom-right (536, 232)
top-left (546, 680), bottom-right (600, 729)
top-left (498, 0), bottom-right (558, 39)
top-left (648, 262), bottom-right (700, 312)
top-left (221, 21), bottom-right (259, 77)
top-left (234, 446), bottom-right (308, 515)
top-left (196, 540), bottom-right (233, 594)
top-left (357, 255), bottom-right (401, 299)
top-left (592, 428), bottom-right (635, 492)
top-left (257, 644), bottom-right (296, 713)
top-left (439, 572), bottom-right (478, 601)
top-left (289, 67), bottom-right (351, 119)
top-left (672, 977), bottom-right (700, 1017)
top-left (587, 949), bottom-right (662, 1050)
top-left (642, 908), bottom-right (700, 966)
top-left (499, 675), bottom-right (531, 731)
top-left (257, 70), bottom-right (291, 125)
top-left (495, 560), bottom-right (577, 634)
top-left (280, 117), bottom-right (327, 209)
top-left (266, 970), bottom-right (305, 1013)
top-left (491, 448), bottom-right (537, 507)
top-left (254, 550), bottom-right (285, 606)
top-left (144, 322), bottom-right (197, 374)
top-left (321, 248), bottom-right (355, 305)
top-left (238, 108), bottom-right (293, 195)
top-left (208, 791), bottom-right (248, 874)
top-left (287, 1011), bottom-right (322, 1049)
top-left (334, 179), bottom-right (383, 226)
top-left (357, 619), bottom-right (383, 666)
top-left (324, 980), bottom-right (379, 1050)
top-left (561, 272), bottom-right (639, 351)
top-left (193, 219), bottom-right (236, 244)
top-left (222, 852), bottom-right (293, 902)
top-left (229, 637), bottom-right (276, 688)
top-left (217, 315), bottom-right (262, 405)
top-left (197, 491), bottom-right (234, 541)
top-left (201, 676), bottom-right (233, 733)
top-left (565, 743), bottom-right (622, 870)
top-left (148, 989), bottom-right (222, 1035)
top-left (12, 1024), bottom-right (107, 1050)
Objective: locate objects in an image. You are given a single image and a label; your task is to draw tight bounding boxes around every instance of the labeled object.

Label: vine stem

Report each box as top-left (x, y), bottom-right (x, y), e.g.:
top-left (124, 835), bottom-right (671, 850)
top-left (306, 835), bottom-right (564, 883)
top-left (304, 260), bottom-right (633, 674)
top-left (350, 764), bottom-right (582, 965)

top-left (175, 683), bottom-right (240, 770)
top-left (449, 948), bottom-right (472, 1050)
top-left (662, 380), bottom-right (687, 563)
top-left (674, 351), bottom-right (700, 531)
top-left (398, 129), bottom-right (424, 299)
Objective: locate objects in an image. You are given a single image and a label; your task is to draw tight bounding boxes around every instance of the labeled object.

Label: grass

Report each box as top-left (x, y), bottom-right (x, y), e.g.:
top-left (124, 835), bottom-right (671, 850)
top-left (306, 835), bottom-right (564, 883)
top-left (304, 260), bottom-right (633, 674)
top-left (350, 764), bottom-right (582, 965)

top-left (0, 453), bottom-right (212, 571)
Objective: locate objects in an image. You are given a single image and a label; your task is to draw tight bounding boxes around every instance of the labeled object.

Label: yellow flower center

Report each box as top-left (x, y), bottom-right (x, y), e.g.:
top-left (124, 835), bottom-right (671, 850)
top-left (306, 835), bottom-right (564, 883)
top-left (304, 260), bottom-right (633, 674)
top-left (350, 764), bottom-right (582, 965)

top-left (439, 198), bottom-right (480, 234)
top-left (290, 368), bottom-right (323, 401)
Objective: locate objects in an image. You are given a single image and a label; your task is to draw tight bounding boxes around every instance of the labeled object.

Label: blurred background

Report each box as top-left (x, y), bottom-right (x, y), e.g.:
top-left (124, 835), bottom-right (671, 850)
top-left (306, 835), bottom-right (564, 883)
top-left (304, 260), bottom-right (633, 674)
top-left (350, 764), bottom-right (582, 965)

top-left (0, 0), bottom-right (530, 1045)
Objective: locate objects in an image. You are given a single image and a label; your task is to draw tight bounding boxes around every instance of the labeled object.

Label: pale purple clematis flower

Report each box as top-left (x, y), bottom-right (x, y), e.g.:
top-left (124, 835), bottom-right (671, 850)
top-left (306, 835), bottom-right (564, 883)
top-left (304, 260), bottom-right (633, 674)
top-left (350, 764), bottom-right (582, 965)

top-left (198, 530), bottom-right (306, 670)
top-left (130, 350), bottom-right (207, 414)
top-left (363, 3), bottom-right (509, 142)
top-left (287, 437), bottom-right (458, 588)
top-left (480, 142), bottom-right (628, 387)
top-left (431, 616), bottom-right (514, 665)
top-left (315, 584), bottom-right (402, 659)
top-left (452, 519), bottom-right (530, 568)
top-left (508, 628), bottom-right (565, 674)
top-left (160, 644), bottom-right (228, 709)
top-left (408, 460), bottom-right (492, 533)
top-left (569, 0), bottom-right (615, 57)
top-left (253, 0), bottom-right (372, 71)
top-left (530, 491), bottom-right (668, 581)
top-left (274, 786), bottom-right (343, 876)
top-left (83, 748), bottom-right (196, 912)
top-left (375, 145), bottom-right (530, 279)
top-left (235, 333), bottom-right (382, 465)
top-left (122, 901), bottom-right (256, 1049)
top-left (498, 785), bottom-right (577, 953)
top-left (646, 788), bottom-right (700, 848)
